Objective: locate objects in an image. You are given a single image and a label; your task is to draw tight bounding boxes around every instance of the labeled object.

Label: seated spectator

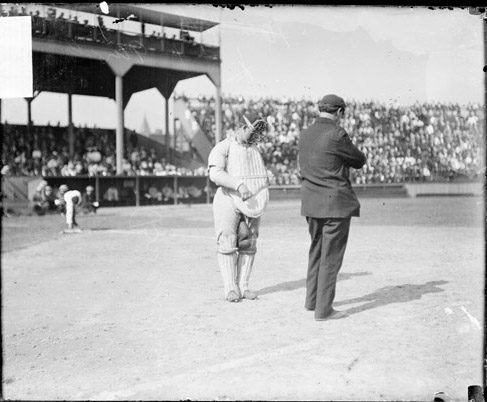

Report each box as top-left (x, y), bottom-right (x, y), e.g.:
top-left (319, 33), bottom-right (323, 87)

top-left (177, 185), bottom-right (190, 202)
top-left (32, 183), bottom-right (57, 215)
top-left (144, 184), bottom-right (162, 204)
top-left (104, 186), bottom-right (119, 202)
top-left (187, 185), bottom-right (203, 199)
top-left (81, 185), bottom-right (99, 214)
top-left (161, 183), bottom-right (174, 203)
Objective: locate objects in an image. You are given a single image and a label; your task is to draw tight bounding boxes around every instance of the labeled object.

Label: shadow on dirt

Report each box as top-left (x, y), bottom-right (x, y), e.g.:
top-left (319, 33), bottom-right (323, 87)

top-left (256, 271), bottom-right (371, 296)
top-left (335, 280), bottom-right (448, 316)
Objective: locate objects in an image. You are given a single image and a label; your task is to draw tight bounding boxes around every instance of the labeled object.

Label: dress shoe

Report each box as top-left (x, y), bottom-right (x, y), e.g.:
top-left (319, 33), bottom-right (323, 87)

top-left (242, 290), bottom-right (258, 300)
top-left (315, 309), bottom-right (348, 321)
top-left (226, 291), bottom-right (240, 303)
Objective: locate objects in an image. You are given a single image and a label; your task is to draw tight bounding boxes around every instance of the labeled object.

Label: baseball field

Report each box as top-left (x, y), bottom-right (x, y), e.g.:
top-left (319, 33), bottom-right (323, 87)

top-left (1, 195), bottom-right (485, 401)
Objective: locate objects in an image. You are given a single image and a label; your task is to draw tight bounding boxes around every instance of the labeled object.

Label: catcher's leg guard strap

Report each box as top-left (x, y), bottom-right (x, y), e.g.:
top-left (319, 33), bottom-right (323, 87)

top-left (218, 252), bottom-right (239, 297)
top-left (237, 253), bottom-right (255, 292)
top-left (238, 221), bottom-right (259, 254)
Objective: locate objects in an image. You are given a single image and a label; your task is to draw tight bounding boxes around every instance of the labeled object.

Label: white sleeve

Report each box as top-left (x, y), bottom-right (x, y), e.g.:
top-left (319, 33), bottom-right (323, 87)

top-left (209, 166), bottom-right (243, 191)
top-left (208, 139), bottom-right (243, 191)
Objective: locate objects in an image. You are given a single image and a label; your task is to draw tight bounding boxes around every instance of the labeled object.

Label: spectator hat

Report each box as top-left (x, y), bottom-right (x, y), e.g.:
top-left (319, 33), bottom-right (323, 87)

top-left (59, 184), bottom-right (69, 193)
top-left (86, 185), bottom-right (94, 192)
top-left (318, 94), bottom-right (346, 113)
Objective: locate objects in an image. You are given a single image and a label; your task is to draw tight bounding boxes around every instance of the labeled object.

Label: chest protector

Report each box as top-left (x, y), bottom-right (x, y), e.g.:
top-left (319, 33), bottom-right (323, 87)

top-left (227, 140), bottom-right (269, 218)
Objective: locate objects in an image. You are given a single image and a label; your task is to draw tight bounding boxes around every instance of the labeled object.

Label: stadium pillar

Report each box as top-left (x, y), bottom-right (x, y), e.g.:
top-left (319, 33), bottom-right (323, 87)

top-left (215, 83), bottom-right (222, 143)
top-left (67, 92), bottom-right (74, 158)
top-left (106, 58), bottom-right (132, 175)
top-left (164, 95), bottom-right (170, 163)
top-left (115, 74), bottom-right (124, 175)
top-left (26, 97), bottom-right (32, 137)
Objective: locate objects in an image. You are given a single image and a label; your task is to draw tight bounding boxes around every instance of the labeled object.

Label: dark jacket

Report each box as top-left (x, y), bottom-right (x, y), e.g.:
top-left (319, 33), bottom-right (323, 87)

top-left (298, 116), bottom-right (366, 218)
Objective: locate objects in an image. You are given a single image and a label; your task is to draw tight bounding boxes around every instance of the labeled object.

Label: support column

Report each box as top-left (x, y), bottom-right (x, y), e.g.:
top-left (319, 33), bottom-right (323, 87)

top-left (25, 91), bottom-right (40, 138)
top-left (68, 92), bottom-right (74, 158)
top-left (115, 74), bottom-right (124, 175)
top-left (26, 98), bottom-right (32, 137)
top-left (165, 95), bottom-right (170, 163)
top-left (215, 84), bottom-right (222, 144)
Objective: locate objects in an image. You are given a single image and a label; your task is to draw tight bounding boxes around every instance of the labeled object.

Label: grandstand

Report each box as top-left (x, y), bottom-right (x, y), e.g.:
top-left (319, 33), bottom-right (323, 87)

top-left (0, 3), bottom-right (222, 170)
top-left (0, 4), bottom-right (485, 213)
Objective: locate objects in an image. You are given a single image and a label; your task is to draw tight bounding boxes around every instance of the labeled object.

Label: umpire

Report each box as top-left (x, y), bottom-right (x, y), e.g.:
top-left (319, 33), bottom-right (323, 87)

top-left (298, 94), bottom-right (366, 321)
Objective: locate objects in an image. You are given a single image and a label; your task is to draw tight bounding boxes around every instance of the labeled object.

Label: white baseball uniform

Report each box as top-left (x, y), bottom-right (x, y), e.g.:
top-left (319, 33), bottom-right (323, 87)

top-left (208, 129), bottom-right (270, 301)
top-left (63, 190), bottom-right (82, 226)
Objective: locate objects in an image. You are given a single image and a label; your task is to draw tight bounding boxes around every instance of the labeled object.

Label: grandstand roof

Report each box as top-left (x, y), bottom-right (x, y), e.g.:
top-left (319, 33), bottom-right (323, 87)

top-left (47, 3), bottom-right (219, 32)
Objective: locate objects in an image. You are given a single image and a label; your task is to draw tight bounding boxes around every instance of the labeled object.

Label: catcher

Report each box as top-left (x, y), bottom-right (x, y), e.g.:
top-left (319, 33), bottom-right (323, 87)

top-left (208, 116), bottom-right (272, 303)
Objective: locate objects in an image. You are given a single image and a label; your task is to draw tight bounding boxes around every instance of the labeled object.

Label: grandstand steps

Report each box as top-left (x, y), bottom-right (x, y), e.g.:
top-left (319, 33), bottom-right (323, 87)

top-left (172, 99), bottom-right (213, 165)
top-left (133, 132), bottom-right (205, 171)
top-left (1, 176), bottom-right (30, 201)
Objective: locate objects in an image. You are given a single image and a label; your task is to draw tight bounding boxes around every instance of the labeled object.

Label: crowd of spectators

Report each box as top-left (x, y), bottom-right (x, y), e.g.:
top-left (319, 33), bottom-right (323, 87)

top-left (183, 94), bottom-right (484, 185)
top-left (1, 95), bottom-right (484, 186)
top-left (1, 123), bottom-right (206, 178)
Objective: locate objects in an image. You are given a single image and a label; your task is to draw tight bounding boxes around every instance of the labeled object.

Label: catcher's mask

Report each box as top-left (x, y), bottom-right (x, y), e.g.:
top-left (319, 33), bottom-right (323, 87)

top-left (236, 116), bottom-right (268, 146)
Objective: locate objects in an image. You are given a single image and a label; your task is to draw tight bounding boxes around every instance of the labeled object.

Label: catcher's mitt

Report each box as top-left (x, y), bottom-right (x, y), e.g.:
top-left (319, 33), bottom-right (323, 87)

top-left (237, 217), bottom-right (251, 250)
top-left (236, 117), bottom-right (269, 146)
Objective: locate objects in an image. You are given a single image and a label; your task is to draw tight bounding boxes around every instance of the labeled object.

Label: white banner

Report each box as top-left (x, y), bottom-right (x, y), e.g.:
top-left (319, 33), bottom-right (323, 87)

top-left (0, 16), bottom-right (32, 98)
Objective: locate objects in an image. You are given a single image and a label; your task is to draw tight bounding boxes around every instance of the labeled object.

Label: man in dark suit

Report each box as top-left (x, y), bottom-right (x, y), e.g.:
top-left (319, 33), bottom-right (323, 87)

top-left (298, 94), bottom-right (366, 321)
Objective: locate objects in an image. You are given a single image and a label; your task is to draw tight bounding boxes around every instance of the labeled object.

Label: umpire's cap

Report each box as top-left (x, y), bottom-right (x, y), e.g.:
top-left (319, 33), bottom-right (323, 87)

top-left (318, 94), bottom-right (346, 113)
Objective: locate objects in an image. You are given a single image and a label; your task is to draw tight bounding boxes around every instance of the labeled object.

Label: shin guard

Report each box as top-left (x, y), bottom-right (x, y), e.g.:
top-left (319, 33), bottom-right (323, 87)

top-left (217, 252), bottom-right (239, 298)
top-left (237, 253), bottom-right (256, 295)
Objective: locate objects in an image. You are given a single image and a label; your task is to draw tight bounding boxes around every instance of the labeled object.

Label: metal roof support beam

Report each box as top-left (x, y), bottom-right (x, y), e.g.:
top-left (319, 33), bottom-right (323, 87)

top-left (106, 58), bottom-right (133, 78)
top-left (115, 74), bottom-right (124, 175)
top-left (155, 83), bottom-right (177, 164)
top-left (164, 95), bottom-right (170, 164)
top-left (24, 90), bottom-right (41, 137)
top-left (105, 59), bottom-right (133, 175)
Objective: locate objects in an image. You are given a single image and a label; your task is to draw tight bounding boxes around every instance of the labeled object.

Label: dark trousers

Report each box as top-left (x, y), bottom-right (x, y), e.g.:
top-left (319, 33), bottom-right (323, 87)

top-left (305, 217), bottom-right (351, 319)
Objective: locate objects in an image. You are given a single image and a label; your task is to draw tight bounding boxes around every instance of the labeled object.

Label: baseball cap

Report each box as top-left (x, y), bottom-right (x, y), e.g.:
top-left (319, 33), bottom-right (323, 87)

top-left (318, 94), bottom-right (346, 112)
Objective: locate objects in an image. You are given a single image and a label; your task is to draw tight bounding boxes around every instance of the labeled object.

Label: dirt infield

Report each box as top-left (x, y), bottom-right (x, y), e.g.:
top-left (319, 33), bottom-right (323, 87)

top-left (1, 196), bottom-right (484, 401)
